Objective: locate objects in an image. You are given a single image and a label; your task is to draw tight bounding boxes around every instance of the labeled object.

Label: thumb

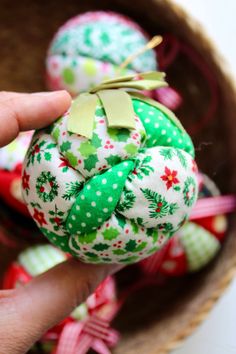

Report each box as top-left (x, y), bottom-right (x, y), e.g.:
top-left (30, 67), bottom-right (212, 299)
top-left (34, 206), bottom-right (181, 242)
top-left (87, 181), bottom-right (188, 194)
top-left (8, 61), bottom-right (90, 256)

top-left (0, 258), bottom-right (120, 354)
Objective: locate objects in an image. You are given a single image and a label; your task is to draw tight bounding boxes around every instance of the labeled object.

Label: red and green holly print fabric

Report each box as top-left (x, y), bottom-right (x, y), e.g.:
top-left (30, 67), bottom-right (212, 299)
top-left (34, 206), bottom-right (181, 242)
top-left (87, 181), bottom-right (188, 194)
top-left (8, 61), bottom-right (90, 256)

top-left (22, 96), bottom-right (198, 264)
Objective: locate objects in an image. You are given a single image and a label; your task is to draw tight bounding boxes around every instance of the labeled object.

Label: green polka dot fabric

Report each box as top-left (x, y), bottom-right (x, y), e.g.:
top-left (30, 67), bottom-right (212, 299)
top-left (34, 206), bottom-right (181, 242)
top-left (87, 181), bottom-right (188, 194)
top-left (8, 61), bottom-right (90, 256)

top-left (46, 11), bottom-right (157, 96)
top-left (22, 96), bottom-right (198, 264)
top-left (178, 222), bottom-right (220, 272)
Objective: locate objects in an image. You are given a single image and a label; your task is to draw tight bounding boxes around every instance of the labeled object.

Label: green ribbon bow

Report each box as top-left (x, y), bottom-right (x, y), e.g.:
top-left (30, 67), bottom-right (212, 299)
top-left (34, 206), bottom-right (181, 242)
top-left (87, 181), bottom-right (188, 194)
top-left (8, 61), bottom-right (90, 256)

top-left (67, 71), bottom-right (184, 139)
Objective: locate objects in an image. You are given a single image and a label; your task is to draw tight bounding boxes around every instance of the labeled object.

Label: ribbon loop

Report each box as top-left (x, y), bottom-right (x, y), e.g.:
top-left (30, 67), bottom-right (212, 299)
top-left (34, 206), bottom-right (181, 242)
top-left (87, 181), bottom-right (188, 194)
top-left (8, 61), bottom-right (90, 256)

top-left (97, 90), bottom-right (135, 130)
top-left (68, 93), bottom-right (98, 139)
top-left (67, 71), bottom-right (168, 139)
top-left (89, 71), bottom-right (166, 93)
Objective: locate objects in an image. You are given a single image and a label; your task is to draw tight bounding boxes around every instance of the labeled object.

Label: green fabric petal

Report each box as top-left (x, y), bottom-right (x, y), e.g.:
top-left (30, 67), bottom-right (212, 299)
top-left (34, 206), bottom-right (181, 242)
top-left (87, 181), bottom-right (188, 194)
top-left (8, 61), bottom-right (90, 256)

top-left (66, 160), bottom-right (134, 234)
top-left (132, 98), bottom-right (195, 157)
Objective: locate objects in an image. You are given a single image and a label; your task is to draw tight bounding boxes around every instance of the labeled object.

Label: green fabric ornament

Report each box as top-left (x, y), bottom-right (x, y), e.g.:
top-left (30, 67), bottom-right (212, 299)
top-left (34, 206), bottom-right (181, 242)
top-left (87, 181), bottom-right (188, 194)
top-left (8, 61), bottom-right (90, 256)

top-left (46, 11), bottom-right (157, 96)
top-left (22, 72), bottom-right (198, 264)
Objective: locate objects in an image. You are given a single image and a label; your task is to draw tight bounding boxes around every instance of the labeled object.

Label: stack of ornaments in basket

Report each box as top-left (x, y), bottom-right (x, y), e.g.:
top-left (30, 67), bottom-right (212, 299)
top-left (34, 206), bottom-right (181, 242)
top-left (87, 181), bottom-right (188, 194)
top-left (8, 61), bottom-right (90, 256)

top-left (1, 10), bottom-right (236, 354)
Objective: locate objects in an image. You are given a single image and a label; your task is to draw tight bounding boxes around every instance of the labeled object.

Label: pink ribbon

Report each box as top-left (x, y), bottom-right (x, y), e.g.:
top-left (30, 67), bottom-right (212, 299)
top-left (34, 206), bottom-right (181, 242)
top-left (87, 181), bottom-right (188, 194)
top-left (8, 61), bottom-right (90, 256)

top-left (54, 314), bottom-right (119, 354)
top-left (154, 86), bottom-right (182, 111)
top-left (190, 195), bottom-right (236, 220)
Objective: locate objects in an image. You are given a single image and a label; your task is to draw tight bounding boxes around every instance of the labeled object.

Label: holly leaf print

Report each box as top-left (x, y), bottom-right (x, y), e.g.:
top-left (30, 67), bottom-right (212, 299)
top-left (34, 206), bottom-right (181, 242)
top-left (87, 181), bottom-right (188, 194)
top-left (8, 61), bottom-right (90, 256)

top-left (79, 141), bottom-right (96, 157)
top-left (36, 153), bottom-right (42, 163)
top-left (113, 249), bottom-right (127, 255)
top-left (46, 143), bottom-right (57, 149)
top-left (151, 230), bottom-right (158, 243)
top-left (95, 106), bottom-right (105, 117)
top-left (115, 214), bottom-right (126, 229)
top-left (84, 154), bottom-right (98, 172)
top-left (107, 128), bottom-right (130, 142)
top-left (44, 151), bottom-right (52, 161)
top-left (125, 239), bottom-right (137, 252)
top-left (136, 217), bottom-right (145, 227)
top-left (131, 220), bottom-right (139, 234)
top-left (60, 141), bottom-right (72, 152)
top-left (52, 127), bottom-right (60, 142)
top-left (124, 143), bottom-right (138, 156)
top-left (141, 188), bottom-right (179, 219)
top-left (65, 151), bottom-right (77, 168)
top-left (102, 227), bottom-right (119, 241)
top-left (79, 232), bottom-right (97, 244)
top-left (105, 155), bottom-right (122, 166)
top-left (134, 242), bottom-right (147, 252)
top-left (84, 252), bottom-right (99, 259)
top-left (38, 140), bottom-right (47, 148)
top-left (91, 133), bottom-right (102, 148)
top-left (92, 243), bottom-right (109, 251)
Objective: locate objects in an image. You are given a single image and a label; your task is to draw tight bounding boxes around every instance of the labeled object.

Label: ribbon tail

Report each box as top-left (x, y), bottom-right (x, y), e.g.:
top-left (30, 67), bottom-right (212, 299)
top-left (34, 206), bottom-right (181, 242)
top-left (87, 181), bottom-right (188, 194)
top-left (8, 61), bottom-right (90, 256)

top-left (97, 90), bottom-right (136, 130)
top-left (67, 93), bottom-right (98, 139)
top-left (75, 333), bottom-right (93, 354)
top-left (55, 322), bottom-right (84, 354)
top-left (91, 339), bottom-right (112, 354)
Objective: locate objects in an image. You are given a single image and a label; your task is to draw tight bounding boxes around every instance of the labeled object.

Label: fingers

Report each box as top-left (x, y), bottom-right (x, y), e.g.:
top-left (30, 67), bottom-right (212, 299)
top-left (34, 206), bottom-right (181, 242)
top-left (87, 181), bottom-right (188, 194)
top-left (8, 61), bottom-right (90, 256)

top-left (0, 258), bottom-right (120, 354)
top-left (0, 90), bottom-right (71, 147)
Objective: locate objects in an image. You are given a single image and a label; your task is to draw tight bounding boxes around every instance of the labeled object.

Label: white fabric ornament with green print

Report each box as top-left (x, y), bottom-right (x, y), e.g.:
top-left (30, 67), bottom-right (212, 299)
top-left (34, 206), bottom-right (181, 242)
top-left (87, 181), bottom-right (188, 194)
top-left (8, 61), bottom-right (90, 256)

top-left (22, 72), bottom-right (198, 264)
top-left (46, 11), bottom-right (157, 96)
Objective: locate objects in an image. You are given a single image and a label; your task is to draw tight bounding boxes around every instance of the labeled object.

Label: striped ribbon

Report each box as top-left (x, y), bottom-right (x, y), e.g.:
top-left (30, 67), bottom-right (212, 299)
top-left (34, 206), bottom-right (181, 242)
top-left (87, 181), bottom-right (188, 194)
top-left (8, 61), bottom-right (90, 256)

top-left (55, 314), bottom-right (119, 354)
top-left (190, 195), bottom-right (236, 220)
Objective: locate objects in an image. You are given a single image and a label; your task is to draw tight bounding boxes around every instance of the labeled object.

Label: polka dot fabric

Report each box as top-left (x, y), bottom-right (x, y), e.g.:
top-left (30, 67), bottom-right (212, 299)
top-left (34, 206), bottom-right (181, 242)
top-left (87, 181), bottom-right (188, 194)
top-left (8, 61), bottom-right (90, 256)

top-left (46, 11), bottom-right (157, 96)
top-left (22, 97), bottom-right (198, 264)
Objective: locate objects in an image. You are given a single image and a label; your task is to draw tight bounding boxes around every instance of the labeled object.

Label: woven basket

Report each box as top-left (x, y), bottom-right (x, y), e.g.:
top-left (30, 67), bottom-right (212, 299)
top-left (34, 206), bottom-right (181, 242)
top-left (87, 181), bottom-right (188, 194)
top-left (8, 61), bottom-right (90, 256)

top-left (0, 0), bottom-right (236, 353)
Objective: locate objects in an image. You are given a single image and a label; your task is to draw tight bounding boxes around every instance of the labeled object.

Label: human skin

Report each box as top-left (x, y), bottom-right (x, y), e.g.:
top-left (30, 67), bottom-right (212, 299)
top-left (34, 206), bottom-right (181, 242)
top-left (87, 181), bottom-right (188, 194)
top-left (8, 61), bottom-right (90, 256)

top-left (0, 91), bottom-right (119, 354)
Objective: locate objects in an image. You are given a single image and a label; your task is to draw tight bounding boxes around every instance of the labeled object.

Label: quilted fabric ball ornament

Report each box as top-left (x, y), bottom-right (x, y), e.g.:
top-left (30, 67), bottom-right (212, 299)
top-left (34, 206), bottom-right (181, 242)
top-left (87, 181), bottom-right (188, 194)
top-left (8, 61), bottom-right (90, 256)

top-left (0, 131), bottom-right (33, 216)
top-left (3, 245), bottom-right (118, 354)
top-left (140, 174), bottom-right (230, 276)
top-left (46, 11), bottom-right (157, 96)
top-left (22, 72), bottom-right (198, 264)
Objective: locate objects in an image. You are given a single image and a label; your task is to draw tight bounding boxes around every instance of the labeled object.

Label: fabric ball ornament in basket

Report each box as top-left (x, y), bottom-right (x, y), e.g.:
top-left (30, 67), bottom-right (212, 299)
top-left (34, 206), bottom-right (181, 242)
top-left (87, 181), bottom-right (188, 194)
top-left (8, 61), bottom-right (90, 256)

top-left (46, 11), bottom-right (157, 96)
top-left (22, 72), bottom-right (198, 264)
top-left (3, 245), bottom-right (119, 354)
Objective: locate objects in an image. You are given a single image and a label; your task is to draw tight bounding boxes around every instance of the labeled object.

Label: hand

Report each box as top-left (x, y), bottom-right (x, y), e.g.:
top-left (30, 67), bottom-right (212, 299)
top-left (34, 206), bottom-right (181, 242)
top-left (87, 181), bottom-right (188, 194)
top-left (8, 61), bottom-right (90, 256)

top-left (0, 91), bottom-right (120, 354)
